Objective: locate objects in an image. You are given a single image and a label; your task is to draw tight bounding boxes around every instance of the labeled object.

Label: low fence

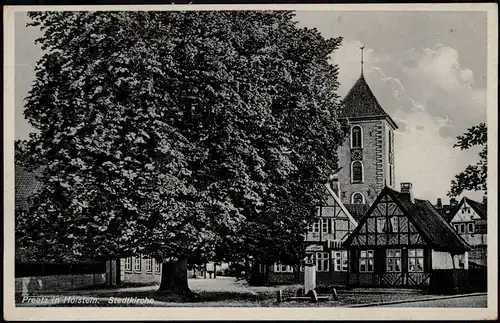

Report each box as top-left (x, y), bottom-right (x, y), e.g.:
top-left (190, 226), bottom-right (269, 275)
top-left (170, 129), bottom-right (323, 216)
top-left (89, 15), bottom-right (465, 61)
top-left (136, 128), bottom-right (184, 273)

top-left (15, 262), bottom-right (108, 296)
top-left (429, 268), bottom-right (487, 294)
top-left (16, 262), bottom-right (107, 278)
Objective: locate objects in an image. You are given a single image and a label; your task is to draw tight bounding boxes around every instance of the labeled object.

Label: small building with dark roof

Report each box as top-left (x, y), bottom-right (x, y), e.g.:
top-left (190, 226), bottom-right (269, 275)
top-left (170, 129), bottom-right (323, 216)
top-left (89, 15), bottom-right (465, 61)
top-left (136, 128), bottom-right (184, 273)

top-left (447, 197), bottom-right (487, 266)
top-left (342, 183), bottom-right (471, 289)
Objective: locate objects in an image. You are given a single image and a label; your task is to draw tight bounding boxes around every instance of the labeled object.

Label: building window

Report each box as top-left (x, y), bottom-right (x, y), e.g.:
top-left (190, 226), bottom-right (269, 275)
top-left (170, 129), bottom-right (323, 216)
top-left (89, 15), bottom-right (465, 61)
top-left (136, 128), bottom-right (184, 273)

top-left (389, 130), bottom-right (394, 154)
top-left (351, 192), bottom-right (365, 204)
top-left (333, 251), bottom-right (348, 272)
top-left (453, 224), bottom-right (459, 232)
top-left (154, 260), bottom-right (161, 273)
top-left (377, 217), bottom-right (386, 233)
top-left (390, 217), bottom-right (399, 233)
top-left (351, 161), bottom-right (363, 183)
top-left (386, 249), bottom-right (402, 272)
top-left (309, 219), bottom-right (320, 233)
top-left (322, 218), bottom-right (329, 233)
top-left (274, 263), bottom-right (293, 273)
top-left (316, 252), bottom-right (330, 272)
top-left (145, 258), bottom-right (153, 272)
top-left (359, 250), bottom-right (374, 272)
top-left (351, 125), bottom-right (363, 148)
top-left (134, 256), bottom-right (142, 272)
top-left (459, 223), bottom-right (466, 234)
top-left (408, 249), bottom-right (424, 272)
top-left (468, 223), bottom-right (474, 234)
top-left (125, 257), bottom-right (133, 271)
top-left (389, 164), bottom-right (394, 186)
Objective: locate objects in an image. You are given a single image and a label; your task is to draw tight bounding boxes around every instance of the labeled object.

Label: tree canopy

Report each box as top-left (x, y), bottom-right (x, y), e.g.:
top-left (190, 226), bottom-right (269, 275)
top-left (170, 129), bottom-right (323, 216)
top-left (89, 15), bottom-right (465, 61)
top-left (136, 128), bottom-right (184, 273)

top-left (16, 11), bottom-right (346, 273)
top-left (448, 123), bottom-right (487, 204)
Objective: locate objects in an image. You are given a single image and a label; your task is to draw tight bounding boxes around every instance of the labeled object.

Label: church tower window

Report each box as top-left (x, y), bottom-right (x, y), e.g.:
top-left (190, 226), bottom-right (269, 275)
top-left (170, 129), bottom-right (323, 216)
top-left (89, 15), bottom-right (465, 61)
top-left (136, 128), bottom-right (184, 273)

top-left (351, 161), bottom-right (364, 183)
top-left (351, 192), bottom-right (365, 204)
top-left (351, 125), bottom-right (363, 149)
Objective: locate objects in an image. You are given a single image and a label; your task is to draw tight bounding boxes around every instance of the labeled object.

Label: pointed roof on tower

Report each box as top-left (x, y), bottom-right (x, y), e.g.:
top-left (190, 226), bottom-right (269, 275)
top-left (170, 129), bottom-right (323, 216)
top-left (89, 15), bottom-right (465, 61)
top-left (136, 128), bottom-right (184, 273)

top-left (337, 46), bottom-right (398, 129)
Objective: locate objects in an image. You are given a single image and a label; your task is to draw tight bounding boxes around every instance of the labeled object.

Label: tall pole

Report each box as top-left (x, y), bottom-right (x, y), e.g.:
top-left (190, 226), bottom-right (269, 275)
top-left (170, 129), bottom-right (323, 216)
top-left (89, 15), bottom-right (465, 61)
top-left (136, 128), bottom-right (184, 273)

top-left (360, 45), bottom-right (365, 77)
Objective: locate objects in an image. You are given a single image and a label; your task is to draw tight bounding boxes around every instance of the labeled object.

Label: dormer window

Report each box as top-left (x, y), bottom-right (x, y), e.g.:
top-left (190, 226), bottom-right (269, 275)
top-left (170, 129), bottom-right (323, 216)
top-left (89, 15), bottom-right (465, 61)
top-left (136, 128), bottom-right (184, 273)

top-left (351, 125), bottom-right (363, 148)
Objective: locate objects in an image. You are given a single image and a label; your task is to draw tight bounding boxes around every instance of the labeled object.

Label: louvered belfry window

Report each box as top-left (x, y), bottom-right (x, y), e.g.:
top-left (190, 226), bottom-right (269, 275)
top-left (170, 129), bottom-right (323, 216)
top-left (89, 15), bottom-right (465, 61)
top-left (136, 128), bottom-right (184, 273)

top-left (351, 126), bottom-right (362, 148)
top-left (352, 161), bottom-right (363, 183)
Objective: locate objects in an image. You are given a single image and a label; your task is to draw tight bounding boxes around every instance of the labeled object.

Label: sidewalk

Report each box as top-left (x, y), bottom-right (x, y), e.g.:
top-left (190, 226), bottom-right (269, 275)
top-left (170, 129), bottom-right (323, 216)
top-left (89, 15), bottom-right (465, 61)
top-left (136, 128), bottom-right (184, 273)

top-left (346, 292), bottom-right (488, 308)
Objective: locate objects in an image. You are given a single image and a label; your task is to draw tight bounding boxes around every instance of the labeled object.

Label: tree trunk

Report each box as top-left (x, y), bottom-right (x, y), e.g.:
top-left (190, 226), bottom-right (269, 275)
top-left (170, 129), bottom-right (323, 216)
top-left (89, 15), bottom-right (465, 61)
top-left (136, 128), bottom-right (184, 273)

top-left (158, 257), bottom-right (194, 297)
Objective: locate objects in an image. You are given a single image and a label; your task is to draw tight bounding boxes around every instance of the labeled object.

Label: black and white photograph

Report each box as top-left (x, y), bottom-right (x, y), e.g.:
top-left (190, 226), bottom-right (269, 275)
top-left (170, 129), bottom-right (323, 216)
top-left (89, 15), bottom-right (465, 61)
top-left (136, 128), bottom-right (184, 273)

top-left (3, 3), bottom-right (498, 321)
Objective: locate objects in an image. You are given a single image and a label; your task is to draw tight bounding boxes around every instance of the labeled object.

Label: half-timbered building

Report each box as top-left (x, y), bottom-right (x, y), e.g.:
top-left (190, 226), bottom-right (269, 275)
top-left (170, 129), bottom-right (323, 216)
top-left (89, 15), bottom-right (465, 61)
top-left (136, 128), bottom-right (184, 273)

top-left (266, 178), bottom-right (359, 287)
top-left (447, 197), bottom-right (487, 266)
top-left (343, 183), bottom-right (471, 289)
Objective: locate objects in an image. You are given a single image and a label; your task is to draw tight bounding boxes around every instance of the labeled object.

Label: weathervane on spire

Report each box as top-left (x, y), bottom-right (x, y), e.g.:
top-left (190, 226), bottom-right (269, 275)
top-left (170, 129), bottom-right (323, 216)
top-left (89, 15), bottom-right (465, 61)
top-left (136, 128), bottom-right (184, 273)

top-left (360, 45), bottom-right (365, 76)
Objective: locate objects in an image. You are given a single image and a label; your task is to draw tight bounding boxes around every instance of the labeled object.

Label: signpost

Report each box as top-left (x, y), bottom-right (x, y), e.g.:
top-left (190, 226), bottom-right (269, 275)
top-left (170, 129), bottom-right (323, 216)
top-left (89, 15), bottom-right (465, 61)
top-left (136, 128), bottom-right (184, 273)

top-left (303, 253), bottom-right (316, 295)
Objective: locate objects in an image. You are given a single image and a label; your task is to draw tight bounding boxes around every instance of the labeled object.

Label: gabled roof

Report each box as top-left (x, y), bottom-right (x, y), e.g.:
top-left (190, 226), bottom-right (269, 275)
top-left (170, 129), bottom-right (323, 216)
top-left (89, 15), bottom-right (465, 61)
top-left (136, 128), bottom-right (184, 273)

top-left (344, 203), bottom-right (370, 223)
top-left (465, 197), bottom-right (487, 220)
top-left (338, 75), bottom-right (398, 129)
top-left (343, 186), bottom-right (471, 252)
top-left (447, 197), bottom-right (487, 222)
top-left (15, 164), bottom-right (43, 211)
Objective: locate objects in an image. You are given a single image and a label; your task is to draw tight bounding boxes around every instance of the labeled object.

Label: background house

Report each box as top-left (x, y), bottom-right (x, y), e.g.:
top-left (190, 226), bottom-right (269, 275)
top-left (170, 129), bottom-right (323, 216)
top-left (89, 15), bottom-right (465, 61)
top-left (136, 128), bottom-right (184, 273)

top-left (447, 197), bottom-right (487, 266)
top-left (15, 165), bottom-right (161, 295)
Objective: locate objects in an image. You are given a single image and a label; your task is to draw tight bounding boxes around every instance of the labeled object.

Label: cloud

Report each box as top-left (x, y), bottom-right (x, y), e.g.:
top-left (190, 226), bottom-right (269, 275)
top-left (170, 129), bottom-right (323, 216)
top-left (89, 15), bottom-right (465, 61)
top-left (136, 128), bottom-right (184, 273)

top-left (332, 40), bottom-right (486, 202)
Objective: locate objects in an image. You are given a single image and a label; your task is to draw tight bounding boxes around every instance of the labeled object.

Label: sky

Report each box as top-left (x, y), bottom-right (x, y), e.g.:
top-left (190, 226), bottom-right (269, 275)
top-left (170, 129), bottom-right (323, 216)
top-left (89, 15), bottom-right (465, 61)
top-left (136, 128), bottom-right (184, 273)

top-left (14, 10), bottom-right (488, 203)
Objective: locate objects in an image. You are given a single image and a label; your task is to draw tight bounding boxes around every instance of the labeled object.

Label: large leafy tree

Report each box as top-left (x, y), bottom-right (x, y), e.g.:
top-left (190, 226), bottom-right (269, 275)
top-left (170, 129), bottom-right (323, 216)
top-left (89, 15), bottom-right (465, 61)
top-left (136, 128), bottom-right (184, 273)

top-left (448, 123), bottom-right (487, 204)
top-left (16, 11), bottom-right (345, 295)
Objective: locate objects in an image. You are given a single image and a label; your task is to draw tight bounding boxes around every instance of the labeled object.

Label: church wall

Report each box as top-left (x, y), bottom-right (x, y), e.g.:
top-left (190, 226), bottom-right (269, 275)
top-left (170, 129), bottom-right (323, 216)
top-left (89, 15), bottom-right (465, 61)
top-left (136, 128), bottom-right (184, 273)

top-left (337, 119), bottom-right (386, 206)
top-left (383, 120), bottom-right (396, 190)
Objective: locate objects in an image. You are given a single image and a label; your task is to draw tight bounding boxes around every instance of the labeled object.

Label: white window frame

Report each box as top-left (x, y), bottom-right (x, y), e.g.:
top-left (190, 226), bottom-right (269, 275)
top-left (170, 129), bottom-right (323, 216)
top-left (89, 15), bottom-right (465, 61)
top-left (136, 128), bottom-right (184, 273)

top-left (386, 249), bottom-right (402, 273)
top-left (359, 250), bottom-right (374, 273)
top-left (377, 217), bottom-right (387, 233)
top-left (124, 257), bottom-right (133, 271)
top-left (350, 125), bottom-right (363, 149)
top-left (459, 223), bottom-right (466, 234)
top-left (321, 218), bottom-right (329, 233)
top-left (316, 252), bottom-right (330, 272)
top-left (274, 263), bottom-right (293, 273)
top-left (333, 250), bottom-right (348, 272)
top-left (312, 219), bottom-right (320, 233)
top-left (154, 260), bottom-right (161, 273)
top-left (408, 248), bottom-right (424, 273)
top-left (453, 224), bottom-right (459, 232)
top-left (468, 222), bottom-right (475, 234)
top-left (145, 258), bottom-right (153, 273)
top-left (351, 192), bottom-right (365, 204)
top-left (134, 256), bottom-right (142, 272)
top-left (390, 216), bottom-right (399, 233)
top-left (351, 161), bottom-right (364, 183)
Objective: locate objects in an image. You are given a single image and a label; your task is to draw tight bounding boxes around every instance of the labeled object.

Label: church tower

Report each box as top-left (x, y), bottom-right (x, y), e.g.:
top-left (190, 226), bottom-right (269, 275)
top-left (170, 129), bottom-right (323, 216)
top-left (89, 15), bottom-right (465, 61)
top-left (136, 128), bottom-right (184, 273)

top-left (336, 46), bottom-right (398, 206)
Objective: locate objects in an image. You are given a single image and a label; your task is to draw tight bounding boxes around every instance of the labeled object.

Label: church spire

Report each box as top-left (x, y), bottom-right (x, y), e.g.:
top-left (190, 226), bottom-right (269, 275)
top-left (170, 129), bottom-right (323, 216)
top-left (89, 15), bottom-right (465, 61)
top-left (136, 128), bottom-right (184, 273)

top-left (360, 45), bottom-right (365, 77)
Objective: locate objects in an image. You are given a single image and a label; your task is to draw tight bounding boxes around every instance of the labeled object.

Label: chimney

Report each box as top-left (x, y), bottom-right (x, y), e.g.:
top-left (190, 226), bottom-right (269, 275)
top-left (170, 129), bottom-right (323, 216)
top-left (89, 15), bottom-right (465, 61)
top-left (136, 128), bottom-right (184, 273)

top-left (400, 182), bottom-right (414, 203)
top-left (328, 173), bottom-right (341, 198)
top-left (450, 198), bottom-right (457, 207)
top-left (436, 198), bottom-right (443, 208)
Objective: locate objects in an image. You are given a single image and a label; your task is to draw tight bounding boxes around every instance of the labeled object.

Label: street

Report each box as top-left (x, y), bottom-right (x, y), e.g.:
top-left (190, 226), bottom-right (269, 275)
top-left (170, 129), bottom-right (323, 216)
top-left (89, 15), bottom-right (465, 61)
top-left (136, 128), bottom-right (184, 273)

top-left (378, 294), bottom-right (487, 308)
